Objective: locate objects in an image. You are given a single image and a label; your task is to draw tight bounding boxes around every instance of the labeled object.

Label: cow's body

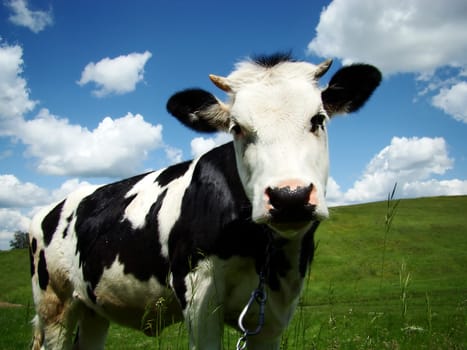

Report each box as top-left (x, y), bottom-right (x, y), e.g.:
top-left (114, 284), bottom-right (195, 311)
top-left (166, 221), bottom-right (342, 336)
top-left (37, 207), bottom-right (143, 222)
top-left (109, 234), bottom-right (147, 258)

top-left (29, 53), bottom-right (381, 349)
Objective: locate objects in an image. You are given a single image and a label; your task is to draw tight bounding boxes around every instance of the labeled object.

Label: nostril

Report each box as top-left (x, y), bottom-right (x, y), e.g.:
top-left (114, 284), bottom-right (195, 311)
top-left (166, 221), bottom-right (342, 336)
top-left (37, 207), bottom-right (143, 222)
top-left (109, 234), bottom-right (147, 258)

top-left (265, 186), bottom-right (276, 206)
top-left (266, 184), bottom-right (314, 210)
top-left (265, 186), bottom-right (287, 210)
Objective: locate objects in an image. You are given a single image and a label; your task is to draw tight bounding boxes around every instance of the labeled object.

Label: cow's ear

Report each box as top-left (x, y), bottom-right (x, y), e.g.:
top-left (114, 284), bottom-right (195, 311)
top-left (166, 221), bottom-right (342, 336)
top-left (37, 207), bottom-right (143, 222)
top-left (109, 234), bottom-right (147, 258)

top-left (166, 89), bottom-right (230, 133)
top-left (322, 64), bottom-right (381, 117)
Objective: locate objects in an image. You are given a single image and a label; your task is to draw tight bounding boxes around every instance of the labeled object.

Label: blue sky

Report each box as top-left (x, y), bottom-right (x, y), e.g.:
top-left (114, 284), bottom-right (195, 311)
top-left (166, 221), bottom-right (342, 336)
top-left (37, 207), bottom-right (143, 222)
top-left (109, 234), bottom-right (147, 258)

top-left (1, 0), bottom-right (466, 249)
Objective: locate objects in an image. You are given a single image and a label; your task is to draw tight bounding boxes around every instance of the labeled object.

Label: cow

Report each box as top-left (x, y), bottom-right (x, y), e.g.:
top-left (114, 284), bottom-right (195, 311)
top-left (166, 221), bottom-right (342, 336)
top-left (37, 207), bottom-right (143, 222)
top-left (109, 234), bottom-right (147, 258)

top-left (28, 52), bottom-right (381, 350)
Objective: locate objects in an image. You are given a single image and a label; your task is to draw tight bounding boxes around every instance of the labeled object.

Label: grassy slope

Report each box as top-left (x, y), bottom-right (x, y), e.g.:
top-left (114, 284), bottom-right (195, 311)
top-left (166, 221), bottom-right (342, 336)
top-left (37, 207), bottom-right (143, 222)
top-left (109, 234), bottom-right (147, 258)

top-left (290, 195), bottom-right (467, 349)
top-left (0, 248), bottom-right (34, 350)
top-left (1, 196), bottom-right (466, 349)
top-left (311, 195), bottom-right (467, 297)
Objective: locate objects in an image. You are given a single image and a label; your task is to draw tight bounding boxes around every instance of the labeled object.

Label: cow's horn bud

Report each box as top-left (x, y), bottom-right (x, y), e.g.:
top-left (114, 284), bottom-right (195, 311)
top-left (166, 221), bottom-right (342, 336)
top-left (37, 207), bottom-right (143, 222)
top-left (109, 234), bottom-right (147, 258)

top-left (315, 59), bottom-right (333, 78)
top-left (209, 74), bottom-right (232, 92)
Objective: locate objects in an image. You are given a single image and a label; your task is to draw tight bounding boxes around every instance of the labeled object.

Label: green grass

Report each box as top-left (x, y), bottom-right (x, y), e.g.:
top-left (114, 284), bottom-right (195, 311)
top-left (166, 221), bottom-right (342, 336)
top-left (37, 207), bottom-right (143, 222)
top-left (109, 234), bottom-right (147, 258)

top-left (0, 248), bottom-right (35, 350)
top-left (1, 196), bottom-right (466, 349)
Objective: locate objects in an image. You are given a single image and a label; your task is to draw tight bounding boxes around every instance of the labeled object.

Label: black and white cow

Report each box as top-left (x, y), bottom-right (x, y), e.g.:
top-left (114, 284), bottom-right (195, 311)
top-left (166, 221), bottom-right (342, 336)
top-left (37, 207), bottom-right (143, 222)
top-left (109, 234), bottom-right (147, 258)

top-left (29, 53), bottom-right (381, 350)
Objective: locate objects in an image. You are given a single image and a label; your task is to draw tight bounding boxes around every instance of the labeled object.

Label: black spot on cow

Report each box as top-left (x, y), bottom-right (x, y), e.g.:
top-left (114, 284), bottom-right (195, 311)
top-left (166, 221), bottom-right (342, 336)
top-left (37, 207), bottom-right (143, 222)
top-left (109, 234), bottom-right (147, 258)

top-left (42, 200), bottom-right (65, 246)
top-left (31, 237), bottom-right (37, 254)
top-left (29, 238), bottom-right (36, 277)
top-left (156, 160), bottom-right (192, 187)
top-left (62, 214), bottom-right (73, 239)
top-left (74, 172), bottom-right (170, 291)
top-left (119, 189), bottom-right (170, 282)
top-left (38, 250), bottom-right (49, 290)
top-left (168, 142), bottom-right (318, 308)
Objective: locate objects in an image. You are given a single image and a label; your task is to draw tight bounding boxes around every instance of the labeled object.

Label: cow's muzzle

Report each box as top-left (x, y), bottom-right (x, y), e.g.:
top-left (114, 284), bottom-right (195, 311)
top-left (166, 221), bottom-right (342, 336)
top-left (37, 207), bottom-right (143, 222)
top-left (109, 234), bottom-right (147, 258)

top-left (265, 183), bottom-right (317, 224)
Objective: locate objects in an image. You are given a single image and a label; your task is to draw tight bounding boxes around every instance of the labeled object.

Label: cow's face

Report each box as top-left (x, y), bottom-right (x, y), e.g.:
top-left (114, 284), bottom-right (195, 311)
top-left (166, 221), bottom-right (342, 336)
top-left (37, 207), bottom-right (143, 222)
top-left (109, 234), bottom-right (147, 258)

top-left (224, 63), bottom-right (332, 234)
top-left (167, 54), bottom-right (381, 238)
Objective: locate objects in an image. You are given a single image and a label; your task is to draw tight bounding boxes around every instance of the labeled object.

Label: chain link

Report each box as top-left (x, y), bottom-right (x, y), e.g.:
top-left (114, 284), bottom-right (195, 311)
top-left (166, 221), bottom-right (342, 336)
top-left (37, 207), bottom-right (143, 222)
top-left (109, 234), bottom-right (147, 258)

top-left (236, 273), bottom-right (267, 350)
top-left (236, 233), bottom-right (273, 350)
top-left (236, 334), bottom-right (248, 350)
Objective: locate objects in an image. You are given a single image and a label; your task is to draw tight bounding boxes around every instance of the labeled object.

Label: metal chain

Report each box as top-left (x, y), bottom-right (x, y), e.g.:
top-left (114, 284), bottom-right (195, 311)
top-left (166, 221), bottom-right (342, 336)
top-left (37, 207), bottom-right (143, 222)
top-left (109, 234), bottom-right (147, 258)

top-left (236, 233), bottom-right (273, 350)
top-left (236, 272), bottom-right (267, 350)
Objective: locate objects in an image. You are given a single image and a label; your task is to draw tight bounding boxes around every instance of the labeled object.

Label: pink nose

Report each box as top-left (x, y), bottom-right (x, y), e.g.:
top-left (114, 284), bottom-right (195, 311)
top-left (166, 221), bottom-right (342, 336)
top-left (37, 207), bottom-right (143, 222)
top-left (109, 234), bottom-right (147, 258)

top-left (265, 181), bottom-right (318, 222)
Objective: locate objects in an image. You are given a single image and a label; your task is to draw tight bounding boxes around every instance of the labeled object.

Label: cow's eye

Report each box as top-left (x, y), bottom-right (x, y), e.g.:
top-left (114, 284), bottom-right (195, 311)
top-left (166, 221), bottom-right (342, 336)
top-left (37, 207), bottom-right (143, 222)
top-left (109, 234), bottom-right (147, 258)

top-left (230, 123), bottom-right (243, 137)
top-left (310, 113), bottom-right (326, 133)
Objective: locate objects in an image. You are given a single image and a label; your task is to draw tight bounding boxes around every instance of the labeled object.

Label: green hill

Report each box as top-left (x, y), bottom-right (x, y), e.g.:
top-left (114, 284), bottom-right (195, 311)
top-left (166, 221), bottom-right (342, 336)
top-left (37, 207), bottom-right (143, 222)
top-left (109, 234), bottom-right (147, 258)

top-left (1, 196), bottom-right (466, 349)
top-left (294, 195), bottom-right (467, 349)
top-left (311, 195), bottom-right (467, 298)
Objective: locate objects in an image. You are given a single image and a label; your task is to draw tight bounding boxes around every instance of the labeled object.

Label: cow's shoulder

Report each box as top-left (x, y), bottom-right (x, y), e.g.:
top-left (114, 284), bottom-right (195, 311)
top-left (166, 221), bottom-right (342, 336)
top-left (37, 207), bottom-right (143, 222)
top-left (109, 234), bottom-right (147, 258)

top-left (169, 142), bottom-right (248, 250)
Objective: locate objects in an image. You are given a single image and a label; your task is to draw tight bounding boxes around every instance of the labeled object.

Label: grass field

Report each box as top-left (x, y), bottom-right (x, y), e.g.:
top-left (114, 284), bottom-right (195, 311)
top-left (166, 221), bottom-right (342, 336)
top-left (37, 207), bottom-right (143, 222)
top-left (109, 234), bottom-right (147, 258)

top-left (1, 195), bottom-right (466, 349)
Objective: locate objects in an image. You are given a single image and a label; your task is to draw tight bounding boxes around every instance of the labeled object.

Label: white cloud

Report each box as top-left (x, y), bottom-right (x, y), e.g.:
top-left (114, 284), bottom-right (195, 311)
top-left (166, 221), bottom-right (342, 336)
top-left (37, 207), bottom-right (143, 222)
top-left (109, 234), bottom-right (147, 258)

top-left (164, 146), bottom-right (183, 164)
top-left (0, 172), bottom-right (92, 206)
top-left (0, 177), bottom-right (94, 250)
top-left (0, 208), bottom-right (31, 250)
top-left (50, 178), bottom-right (94, 202)
top-left (345, 136), bottom-right (452, 202)
top-left (6, 0), bottom-right (53, 33)
top-left (0, 43), bottom-right (37, 123)
top-left (308, 0), bottom-right (467, 75)
top-left (432, 82), bottom-right (467, 123)
top-left (17, 109), bottom-right (163, 177)
top-left (308, 0), bottom-right (467, 123)
top-left (401, 179), bottom-right (467, 198)
top-left (365, 137), bottom-right (452, 178)
top-left (327, 137), bottom-right (467, 206)
top-left (78, 51), bottom-right (152, 97)
top-left (190, 133), bottom-right (232, 158)
top-left (0, 174), bottom-right (48, 208)
top-left (325, 177), bottom-right (344, 203)
top-left (0, 43), bottom-right (165, 178)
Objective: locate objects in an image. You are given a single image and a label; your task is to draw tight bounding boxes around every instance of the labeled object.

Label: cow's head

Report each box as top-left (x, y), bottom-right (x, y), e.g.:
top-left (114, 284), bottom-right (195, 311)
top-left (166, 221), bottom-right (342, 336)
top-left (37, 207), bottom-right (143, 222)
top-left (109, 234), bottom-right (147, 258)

top-left (167, 53), bottom-right (381, 238)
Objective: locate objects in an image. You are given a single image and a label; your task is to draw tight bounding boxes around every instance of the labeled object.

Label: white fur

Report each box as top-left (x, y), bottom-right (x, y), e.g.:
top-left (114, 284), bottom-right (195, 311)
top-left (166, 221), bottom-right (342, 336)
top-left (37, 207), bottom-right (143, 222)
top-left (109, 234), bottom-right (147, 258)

top-left (157, 159), bottom-right (199, 258)
top-left (123, 171), bottom-right (162, 229)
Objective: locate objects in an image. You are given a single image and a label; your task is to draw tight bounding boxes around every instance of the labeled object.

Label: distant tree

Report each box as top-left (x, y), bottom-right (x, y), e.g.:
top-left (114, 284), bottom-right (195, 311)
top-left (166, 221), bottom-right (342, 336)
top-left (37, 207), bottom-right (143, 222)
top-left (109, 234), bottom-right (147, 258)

top-left (9, 231), bottom-right (29, 249)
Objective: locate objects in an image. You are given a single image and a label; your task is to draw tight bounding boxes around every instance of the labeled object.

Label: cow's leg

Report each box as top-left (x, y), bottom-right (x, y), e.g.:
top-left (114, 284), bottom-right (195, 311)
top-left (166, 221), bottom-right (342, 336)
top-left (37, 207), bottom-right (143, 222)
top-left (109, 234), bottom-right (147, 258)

top-left (182, 258), bottom-right (225, 350)
top-left (33, 288), bottom-right (79, 350)
top-left (31, 315), bottom-right (44, 350)
top-left (73, 306), bottom-right (109, 350)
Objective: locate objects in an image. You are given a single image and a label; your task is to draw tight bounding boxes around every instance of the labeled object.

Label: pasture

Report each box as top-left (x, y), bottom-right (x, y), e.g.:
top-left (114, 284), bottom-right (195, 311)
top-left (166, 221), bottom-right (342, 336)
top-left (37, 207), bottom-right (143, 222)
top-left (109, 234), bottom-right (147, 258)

top-left (1, 195), bottom-right (466, 349)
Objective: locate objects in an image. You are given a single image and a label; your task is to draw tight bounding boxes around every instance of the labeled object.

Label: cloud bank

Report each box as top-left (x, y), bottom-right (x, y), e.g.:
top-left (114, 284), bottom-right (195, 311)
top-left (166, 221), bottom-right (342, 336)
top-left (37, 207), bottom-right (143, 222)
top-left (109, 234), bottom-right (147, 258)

top-left (0, 176), bottom-right (95, 250)
top-left (0, 43), bottom-right (163, 178)
top-left (327, 136), bottom-right (467, 205)
top-left (0, 43), bottom-right (36, 122)
top-left (18, 109), bottom-right (163, 177)
top-left (308, 0), bottom-right (467, 75)
top-left (308, 0), bottom-right (467, 123)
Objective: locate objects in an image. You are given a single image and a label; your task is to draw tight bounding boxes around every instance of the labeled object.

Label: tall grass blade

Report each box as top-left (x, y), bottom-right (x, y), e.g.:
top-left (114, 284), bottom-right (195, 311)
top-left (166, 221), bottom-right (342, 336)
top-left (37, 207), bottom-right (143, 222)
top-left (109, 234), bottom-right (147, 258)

top-left (380, 183), bottom-right (400, 293)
